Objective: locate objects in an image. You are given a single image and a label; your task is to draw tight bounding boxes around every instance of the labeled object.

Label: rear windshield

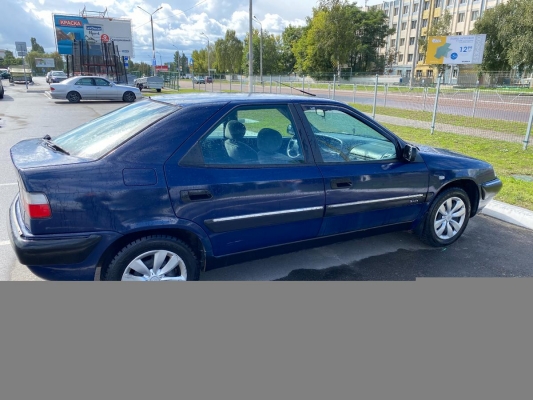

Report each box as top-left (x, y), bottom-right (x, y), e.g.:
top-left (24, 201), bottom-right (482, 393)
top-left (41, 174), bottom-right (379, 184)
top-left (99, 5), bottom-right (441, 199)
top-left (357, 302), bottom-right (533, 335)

top-left (53, 100), bottom-right (176, 159)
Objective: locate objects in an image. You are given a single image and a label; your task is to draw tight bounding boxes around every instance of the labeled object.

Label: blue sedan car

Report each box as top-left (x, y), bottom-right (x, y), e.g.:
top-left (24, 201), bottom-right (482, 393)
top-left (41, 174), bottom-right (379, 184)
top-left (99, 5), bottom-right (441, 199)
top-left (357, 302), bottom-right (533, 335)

top-left (8, 94), bottom-right (502, 281)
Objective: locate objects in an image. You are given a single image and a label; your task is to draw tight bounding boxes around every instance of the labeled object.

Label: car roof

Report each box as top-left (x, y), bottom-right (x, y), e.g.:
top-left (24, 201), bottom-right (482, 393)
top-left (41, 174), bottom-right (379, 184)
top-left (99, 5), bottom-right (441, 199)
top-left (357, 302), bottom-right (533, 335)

top-left (151, 93), bottom-right (342, 107)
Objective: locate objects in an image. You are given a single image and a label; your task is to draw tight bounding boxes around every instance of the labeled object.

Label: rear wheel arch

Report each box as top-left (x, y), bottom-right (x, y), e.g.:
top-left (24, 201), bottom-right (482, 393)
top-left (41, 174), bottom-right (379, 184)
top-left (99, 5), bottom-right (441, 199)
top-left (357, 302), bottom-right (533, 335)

top-left (97, 228), bottom-right (207, 280)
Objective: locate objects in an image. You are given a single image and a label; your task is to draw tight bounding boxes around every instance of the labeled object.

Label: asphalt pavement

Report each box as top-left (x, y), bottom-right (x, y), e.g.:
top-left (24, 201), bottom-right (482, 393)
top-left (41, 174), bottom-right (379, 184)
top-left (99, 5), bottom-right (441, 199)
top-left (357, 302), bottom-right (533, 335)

top-left (2, 77), bottom-right (533, 281)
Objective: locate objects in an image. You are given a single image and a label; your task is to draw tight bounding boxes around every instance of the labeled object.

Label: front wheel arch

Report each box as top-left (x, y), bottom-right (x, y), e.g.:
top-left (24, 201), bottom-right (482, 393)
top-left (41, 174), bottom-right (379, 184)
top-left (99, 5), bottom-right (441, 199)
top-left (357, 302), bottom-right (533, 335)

top-left (436, 179), bottom-right (480, 217)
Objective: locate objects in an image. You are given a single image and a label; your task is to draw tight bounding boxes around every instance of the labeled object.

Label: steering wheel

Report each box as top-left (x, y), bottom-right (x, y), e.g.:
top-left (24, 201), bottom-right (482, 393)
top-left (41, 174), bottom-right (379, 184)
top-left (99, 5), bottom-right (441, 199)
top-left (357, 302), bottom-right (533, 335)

top-left (287, 137), bottom-right (301, 158)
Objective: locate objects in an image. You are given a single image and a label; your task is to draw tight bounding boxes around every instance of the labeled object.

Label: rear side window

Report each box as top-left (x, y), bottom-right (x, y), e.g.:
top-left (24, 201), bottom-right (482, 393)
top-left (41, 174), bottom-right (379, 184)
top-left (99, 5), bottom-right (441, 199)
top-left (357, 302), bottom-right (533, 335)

top-left (53, 101), bottom-right (176, 159)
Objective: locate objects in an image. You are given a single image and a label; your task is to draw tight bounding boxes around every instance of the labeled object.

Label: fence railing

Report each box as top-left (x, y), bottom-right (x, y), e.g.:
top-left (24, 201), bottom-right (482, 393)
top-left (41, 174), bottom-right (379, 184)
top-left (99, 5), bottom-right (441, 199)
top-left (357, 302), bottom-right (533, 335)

top-left (146, 72), bottom-right (533, 150)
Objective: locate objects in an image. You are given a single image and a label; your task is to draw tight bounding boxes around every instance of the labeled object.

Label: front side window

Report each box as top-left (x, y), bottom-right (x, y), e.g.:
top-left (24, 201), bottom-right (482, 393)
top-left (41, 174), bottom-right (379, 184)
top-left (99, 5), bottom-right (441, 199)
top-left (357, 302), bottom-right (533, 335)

top-left (94, 78), bottom-right (111, 86)
top-left (183, 105), bottom-right (305, 166)
top-left (300, 107), bottom-right (397, 163)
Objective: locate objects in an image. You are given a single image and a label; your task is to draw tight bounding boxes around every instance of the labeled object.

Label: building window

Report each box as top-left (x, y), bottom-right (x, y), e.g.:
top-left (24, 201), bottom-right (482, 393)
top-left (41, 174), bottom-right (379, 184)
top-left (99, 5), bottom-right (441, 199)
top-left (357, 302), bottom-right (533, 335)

top-left (397, 70), bottom-right (403, 76)
top-left (385, 10), bottom-right (389, 16)
top-left (416, 70), bottom-right (422, 77)
top-left (427, 70), bottom-right (433, 77)
top-left (401, 22), bottom-right (407, 30)
top-left (411, 20), bottom-right (417, 29)
top-left (447, 0), bottom-right (453, 6)
top-left (413, 3), bottom-right (419, 12)
top-left (392, 24), bottom-right (397, 30)
top-left (400, 38), bottom-right (406, 46)
top-left (458, 13), bottom-right (465, 22)
top-left (424, 1), bottom-right (430, 10)
top-left (408, 54), bottom-right (414, 62)
top-left (403, 5), bottom-right (409, 14)
top-left (471, 10), bottom-right (479, 20)
top-left (422, 19), bottom-right (428, 27)
top-left (435, 0), bottom-right (441, 7)
top-left (409, 37), bottom-right (416, 45)
top-left (453, 69), bottom-right (458, 78)
top-left (394, 7), bottom-right (399, 16)
top-left (455, 31), bottom-right (462, 35)
top-left (418, 53), bottom-right (425, 62)
top-left (398, 54), bottom-right (404, 62)
top-left (459, 0), bottom-right (466, 4)
top-left (434, 17), bottom-right (439, 24)
top-left (391, 39), bottom-right (396, 47)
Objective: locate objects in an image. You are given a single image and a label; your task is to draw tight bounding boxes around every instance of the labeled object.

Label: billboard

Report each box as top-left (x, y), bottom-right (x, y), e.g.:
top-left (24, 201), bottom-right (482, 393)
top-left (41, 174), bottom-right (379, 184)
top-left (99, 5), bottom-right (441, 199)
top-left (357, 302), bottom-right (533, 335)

top-left (53, 14), bottom-right (133, 57)
top-left (425, 34), bottom-right (486, 65)
top-left (35, 58), bottom-right (55, 68)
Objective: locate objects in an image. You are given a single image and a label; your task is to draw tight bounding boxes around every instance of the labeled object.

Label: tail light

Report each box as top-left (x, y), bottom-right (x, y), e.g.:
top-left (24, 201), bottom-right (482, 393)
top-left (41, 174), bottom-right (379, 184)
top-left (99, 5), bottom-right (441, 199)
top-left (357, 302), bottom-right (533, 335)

top-left (50, 87), bottom-right (55, 91)
top-left (19, 190), bottom-right (52, 219)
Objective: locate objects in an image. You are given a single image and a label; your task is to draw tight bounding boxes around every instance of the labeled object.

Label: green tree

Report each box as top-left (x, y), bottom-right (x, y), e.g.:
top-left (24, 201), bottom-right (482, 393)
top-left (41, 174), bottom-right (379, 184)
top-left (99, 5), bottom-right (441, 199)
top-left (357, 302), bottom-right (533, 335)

top-left (473, 0), bottom-right (533, 73)
top-left (0, 50), bottom-right (21, 67)
top-left (215, 30), bottom-right (243, 74)
top-left (30, 37), bottom-right (45, 53)
top-left (278, 25), bottom-right (305, 73)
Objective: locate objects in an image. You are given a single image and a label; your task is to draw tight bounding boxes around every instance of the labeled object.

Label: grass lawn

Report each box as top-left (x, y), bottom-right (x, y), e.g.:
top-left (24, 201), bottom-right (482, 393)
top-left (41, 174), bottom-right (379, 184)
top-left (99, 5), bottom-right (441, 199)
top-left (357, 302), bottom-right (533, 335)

top-left (349, 102), bottom-right (527, 136)
top-left (387, 124), bottom-right (533, 211)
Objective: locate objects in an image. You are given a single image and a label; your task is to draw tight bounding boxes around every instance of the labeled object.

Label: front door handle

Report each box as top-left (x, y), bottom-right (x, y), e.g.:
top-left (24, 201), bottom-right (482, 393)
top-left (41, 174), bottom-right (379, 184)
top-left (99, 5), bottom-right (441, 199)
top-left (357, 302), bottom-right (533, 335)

top-left (181, 189), bottom-right (213, 202)
top-left (330, 178), bottom-right (353, 189)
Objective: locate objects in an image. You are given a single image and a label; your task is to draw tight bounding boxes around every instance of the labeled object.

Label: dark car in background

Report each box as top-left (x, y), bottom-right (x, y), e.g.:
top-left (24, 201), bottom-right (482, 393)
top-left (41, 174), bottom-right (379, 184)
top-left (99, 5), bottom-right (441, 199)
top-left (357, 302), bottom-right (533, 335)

top-left (205, 76), bottom-right (213, 83)
top-left (0, 68), bottom-right (10, 80)
top-left (46, 71), bottom-right (68, 84)
top-left (8, 94), bottom-right (502, 281)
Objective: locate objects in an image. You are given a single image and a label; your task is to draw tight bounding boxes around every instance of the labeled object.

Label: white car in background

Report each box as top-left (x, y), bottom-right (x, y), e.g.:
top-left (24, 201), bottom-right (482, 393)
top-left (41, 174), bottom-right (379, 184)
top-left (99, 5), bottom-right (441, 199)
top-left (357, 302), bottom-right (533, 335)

top-left (49, 76), bottom-right (142, 103)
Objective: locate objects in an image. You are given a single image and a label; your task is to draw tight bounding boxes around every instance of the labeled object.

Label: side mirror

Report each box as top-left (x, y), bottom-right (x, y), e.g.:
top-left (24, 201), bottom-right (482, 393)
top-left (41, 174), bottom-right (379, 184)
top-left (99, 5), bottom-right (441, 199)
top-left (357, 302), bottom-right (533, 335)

top-left (287, 124), bottom-right (295, 135)
top-left (402, 144), bottom-right (418, 162)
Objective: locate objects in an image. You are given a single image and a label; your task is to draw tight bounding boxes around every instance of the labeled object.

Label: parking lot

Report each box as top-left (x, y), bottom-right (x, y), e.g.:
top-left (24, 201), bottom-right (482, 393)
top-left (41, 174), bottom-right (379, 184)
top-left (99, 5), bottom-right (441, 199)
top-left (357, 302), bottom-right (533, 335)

top-left (2, 76), bottom-right (533, 281)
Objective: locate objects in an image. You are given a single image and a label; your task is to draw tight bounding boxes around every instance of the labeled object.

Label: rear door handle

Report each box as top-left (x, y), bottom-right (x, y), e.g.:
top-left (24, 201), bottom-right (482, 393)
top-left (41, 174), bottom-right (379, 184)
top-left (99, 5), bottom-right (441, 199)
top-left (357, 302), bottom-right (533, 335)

top-left (330, 178), bottom-right (353, 189)
top-left (181, 189), bottom-right (213, 202)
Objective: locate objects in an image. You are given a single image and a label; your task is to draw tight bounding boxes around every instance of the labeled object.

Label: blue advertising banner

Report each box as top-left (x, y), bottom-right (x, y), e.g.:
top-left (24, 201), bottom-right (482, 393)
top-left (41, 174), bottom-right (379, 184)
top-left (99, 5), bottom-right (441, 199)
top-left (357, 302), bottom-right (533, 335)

top-left (54, 15), bottom-right (87, 55)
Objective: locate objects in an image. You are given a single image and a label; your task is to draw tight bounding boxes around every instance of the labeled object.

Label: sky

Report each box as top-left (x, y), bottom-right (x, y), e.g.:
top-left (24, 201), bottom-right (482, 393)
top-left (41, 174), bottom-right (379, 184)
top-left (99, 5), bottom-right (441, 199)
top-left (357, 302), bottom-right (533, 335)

top-left (1, 0), bottom-right (382, 64)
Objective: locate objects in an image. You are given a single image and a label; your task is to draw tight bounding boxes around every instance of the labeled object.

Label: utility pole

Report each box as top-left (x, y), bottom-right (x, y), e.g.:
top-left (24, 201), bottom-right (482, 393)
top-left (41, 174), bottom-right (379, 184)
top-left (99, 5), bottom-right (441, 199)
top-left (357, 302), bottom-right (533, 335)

top-left (137, 6), bottom-right (162, 77)
top-left (201, 32), bottom-right (210, 76)
top-left (253, 15), bottom-right (263, 84)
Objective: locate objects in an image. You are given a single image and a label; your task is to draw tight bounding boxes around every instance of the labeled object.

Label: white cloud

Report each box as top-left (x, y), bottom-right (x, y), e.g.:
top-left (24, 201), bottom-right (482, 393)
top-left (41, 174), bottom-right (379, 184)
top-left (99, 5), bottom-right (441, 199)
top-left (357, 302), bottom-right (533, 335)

top-left (1, 0), bottom-right (382, 63)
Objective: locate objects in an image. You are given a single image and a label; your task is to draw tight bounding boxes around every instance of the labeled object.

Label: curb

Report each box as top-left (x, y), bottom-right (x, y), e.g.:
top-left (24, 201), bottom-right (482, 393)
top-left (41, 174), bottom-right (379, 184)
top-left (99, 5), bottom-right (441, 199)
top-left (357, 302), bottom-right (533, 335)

top-left (481, 200), bottom-right (533, 231)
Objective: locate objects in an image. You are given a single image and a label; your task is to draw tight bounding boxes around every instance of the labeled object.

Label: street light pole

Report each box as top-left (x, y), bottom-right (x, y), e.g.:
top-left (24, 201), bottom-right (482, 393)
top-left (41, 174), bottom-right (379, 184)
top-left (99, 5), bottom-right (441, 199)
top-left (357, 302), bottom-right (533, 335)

top-left (253, 15), bottom-right (263, 84)
top-left (137, 5), bottom-right (162, 77)
top-left (200, 32), bottom-right (210, 76)
top-left (248, 0), bottom-right (253, 93)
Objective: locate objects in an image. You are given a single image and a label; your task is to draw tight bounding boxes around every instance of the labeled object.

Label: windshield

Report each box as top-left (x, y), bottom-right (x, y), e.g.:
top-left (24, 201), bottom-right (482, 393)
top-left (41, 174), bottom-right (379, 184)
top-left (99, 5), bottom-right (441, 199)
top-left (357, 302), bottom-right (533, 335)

top-left (53, 100), bottom-right (177, 159)
top-left (52, 72), bottom-right (66, 76)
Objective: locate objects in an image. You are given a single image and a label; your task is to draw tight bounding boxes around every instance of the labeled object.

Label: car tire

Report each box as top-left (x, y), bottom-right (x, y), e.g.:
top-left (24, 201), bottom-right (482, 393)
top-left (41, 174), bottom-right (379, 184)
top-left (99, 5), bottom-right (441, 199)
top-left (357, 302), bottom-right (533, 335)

top-left (103, 235), bottom-right (200, 281)
top-left (417, 187), bottom-right (471, 247)
top-left (156, 88), bottom-right (161, 92)
top-left (122, 91), bottom-right (136, 102)
top-left (66, 91), bottom-right (81, 103)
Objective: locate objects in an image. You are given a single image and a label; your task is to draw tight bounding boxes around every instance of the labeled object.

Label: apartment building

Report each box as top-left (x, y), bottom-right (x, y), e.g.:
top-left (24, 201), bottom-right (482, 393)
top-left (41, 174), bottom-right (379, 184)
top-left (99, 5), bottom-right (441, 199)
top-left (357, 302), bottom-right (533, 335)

top-left (372, 0), bottom-right (508, 82)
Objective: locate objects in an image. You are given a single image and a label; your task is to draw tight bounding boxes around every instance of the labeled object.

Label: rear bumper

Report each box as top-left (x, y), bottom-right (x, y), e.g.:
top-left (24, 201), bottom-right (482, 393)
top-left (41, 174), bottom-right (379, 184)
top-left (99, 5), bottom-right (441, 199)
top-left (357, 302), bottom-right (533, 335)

top-left (8, 196), bottom-right (121, 281)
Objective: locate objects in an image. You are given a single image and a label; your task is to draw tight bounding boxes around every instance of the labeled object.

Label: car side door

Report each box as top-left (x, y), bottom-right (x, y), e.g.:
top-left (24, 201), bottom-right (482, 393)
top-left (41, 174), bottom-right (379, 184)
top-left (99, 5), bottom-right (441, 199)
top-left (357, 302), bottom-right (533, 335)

top-left (164, 103), bottom-right (326, 257)
top-left (73, 77), bottom-right (96, 100)
top-left (295, 104), bottom-right (429, 236)
top-left (94, 78), bottom-right (116, 100)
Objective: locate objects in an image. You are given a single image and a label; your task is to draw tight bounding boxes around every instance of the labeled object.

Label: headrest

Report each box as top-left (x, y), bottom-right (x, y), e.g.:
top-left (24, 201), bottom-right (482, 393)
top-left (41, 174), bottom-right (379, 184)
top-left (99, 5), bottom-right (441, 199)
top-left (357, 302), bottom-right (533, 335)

top-left (257, 128), bottom-right (283, 154)
top-left (226, 120), bottom-right (246, 140)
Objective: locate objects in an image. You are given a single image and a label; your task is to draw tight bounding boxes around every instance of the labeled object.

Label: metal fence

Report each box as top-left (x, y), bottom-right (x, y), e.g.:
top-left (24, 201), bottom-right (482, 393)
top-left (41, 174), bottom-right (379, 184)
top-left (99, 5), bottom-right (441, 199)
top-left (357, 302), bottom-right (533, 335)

top-left (148, 71), bottom-right (533, 150)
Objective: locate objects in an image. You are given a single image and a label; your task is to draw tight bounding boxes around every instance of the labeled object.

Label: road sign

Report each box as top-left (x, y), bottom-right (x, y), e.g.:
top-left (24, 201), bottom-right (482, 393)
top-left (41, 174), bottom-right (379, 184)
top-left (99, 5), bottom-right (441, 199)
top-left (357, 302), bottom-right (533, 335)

top-left (100, 34), bottom-right (110, 43)
top-left (152, 58), bottom-right (156, 66)
top-left (15, 41), bottom-right (27, 57)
